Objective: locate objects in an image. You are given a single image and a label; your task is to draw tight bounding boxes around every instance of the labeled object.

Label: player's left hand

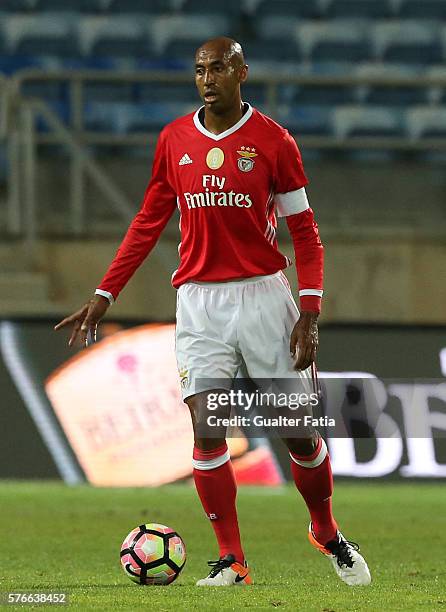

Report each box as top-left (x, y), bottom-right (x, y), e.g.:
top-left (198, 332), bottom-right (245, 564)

top-left (290, 311), bottom-right (319, 371)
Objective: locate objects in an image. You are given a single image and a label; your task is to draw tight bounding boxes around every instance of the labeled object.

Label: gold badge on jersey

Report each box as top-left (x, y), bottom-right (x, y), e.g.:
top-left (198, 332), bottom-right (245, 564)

top-left (237, 146), bottom-right (257, 172)
top-left (206, 147), bottom-right (225, 170)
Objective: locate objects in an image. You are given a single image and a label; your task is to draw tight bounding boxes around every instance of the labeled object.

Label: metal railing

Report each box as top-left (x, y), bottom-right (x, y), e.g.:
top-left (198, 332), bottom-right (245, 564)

top-left (0, 74), bottom-right (8, 140)
top-left (2, 69), bottom-right (446, 244)
top-left (10, 69), bottom-right (446, 149)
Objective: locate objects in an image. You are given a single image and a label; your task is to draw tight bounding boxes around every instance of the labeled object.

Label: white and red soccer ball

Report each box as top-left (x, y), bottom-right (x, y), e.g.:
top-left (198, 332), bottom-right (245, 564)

top-left (120, 523), bottom-right (186, 585)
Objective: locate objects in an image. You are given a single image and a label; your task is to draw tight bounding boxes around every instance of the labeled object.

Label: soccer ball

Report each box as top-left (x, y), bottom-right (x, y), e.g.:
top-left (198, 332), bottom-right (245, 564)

top-left (120, 523), bottom-right (186, 585)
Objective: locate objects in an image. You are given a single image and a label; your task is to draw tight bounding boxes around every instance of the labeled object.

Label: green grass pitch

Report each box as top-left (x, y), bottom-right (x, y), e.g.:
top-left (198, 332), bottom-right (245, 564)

top-left (1, 481), bottom-right (445, 611)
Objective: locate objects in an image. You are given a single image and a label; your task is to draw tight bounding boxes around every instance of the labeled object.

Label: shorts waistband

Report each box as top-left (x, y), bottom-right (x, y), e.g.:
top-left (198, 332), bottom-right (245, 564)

top-left (184, 271), bottom-right (282, 289)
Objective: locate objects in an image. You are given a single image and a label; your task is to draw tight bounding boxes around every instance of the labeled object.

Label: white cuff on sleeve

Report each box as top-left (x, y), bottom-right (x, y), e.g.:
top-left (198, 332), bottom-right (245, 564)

top-left (95, 289), bottom-right (114, 304)
top-left (299, 289), bottom-right (324, 297)
top-left (275, 187), bottom-right (309, 217)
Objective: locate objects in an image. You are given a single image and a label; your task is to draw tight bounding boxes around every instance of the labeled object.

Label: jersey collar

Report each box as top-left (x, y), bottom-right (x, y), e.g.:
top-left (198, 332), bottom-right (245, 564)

top-left (193, 103), bottom-right (253, 141)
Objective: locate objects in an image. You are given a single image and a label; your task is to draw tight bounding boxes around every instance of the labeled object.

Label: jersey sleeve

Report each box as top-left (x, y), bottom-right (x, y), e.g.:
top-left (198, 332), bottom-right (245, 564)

top-left (273, 132), bottom-right (324, 313)
top-left (96, 129), bottom-right (177, 301)
top-left (273, 131), bottom-right (308, 217)
top-left (286, 209), bottom-right (324, 313)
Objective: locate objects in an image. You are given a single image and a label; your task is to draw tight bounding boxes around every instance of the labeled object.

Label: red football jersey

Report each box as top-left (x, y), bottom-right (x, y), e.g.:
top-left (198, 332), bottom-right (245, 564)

top-left (97, 104), bottom-right (323, 309)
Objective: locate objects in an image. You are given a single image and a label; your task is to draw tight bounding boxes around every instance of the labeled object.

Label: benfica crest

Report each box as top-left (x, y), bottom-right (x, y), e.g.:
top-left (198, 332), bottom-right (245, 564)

top-left (237, 146), bottom-right (257, 172)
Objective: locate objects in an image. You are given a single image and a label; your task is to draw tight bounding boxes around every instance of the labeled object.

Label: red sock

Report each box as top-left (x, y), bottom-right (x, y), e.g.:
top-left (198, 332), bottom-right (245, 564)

top-left (290, 437), bottom-right (338, 545)
top-left (192, 443), bottom-right (245, 564)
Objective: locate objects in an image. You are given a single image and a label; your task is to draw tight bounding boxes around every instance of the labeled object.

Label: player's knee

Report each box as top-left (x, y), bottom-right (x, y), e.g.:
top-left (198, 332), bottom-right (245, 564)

top-left (186, 390), bottom-right (230, 441)
top-left (186, 391), bottom-right (230, 422)
top-left (283, 435), bottom-right (318, 456)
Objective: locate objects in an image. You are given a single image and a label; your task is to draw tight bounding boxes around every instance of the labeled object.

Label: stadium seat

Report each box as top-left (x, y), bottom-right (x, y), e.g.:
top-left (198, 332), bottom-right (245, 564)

top-left (254, 16), bottom-right (300, 42)
top-left (0, 55), bottom-right (47, 74)
top-left (297, 22), bottom-right (370, 63)
top-left (8, 15), bottom-right (79, 57)
top-left (313, 40), bottom-right (371, 62)
top-left (398, 0), bottom-right (446, 20)
top-left (90, 35), bottom-right (151, 59)
top-left (164, 39), bottom-right (201, 61)
top-left (384, 41), bottom-right (443, 64)
top-left (107, 0), bottom-right (171, 14)
top-left (334, 106), bottom-right (403, 138)
top-left (61, 56), bottom-right (123, 70)
top-left (159, 15), bottom-right (229, 56)
top-left (135, 56), bottom-right (190, 71)
top-left (1, 0), bottom-right (34, 11)
top-left (325, 0), bottom-right (393, 19)
top-left (244, 39), bottom-right (301, 62)
top-left (36, 0), bottom-right (101, 11)
top-left (356, 62), bottom-right (429, 105)
top-left (21, 80), bottom-right (68, 103)
top-left (80, 16), bottom-right (149, 58)
top-left (373, 21), bottom-right (442, 65)
top-left (84, 101), bottom-right (195, 133)
top-left (137, 82), bottom-right (197, 103)
top-left (182, 0), bottom-right (241, 16)
top-left (125, 102), bottom-right (197, 132)
top-left (309, 61), bottom-right (356, 75)
top-left (406, 107), bottom-right (446, 139)
top-left (355, 61), bottom-right (422, 78)
top-left (279, 105), bottom-right (333, 135)
top-left (365, 86), bottom-right (428, 106)
top-left (83, 101), bottom-right (132, 133)
top-left (427, 66), bottom-right (446, 104)
top-left (293, 85), bottom-right (357, 106)
top-left (15, 36), bottom-right (79, 57)
top-left (255, 0), bottom-right (322, 19)
top-left (84, 81), bottom-right (135, 102)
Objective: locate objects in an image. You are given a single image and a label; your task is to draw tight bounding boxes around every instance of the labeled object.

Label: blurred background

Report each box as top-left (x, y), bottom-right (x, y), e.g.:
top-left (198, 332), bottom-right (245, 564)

top-left (0, 0), bottom-right (445, 485)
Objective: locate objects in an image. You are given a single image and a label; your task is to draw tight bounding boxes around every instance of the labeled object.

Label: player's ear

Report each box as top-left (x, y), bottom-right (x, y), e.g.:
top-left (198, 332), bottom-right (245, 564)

top-left (239, 64), bottom-right (248, 84)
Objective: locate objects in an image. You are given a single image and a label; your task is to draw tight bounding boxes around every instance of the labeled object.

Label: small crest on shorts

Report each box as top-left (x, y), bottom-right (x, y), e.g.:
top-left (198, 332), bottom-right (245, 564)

top-left (237, 146), bottom-right (257, 172)
top-left (179, 366), bottom-right (189, 388)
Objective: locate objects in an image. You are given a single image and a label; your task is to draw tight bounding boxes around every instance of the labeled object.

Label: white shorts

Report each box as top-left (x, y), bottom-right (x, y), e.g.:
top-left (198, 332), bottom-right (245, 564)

top-left (175, 271), bottom-right (311, 400)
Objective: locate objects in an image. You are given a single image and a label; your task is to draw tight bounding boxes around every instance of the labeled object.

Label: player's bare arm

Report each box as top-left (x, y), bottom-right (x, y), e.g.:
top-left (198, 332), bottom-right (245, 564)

top-left (54, 294), bottom-right (110, 347)
top-left (290, 311), bottom-right (319, 371)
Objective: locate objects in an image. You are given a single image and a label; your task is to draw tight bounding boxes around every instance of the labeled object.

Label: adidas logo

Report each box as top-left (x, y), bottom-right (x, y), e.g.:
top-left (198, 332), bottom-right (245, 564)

top-left (179, 153), bottom-right (193, 166)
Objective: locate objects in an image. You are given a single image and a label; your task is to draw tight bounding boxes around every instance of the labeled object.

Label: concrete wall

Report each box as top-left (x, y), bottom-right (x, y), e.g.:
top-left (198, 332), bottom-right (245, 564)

top-left (1, 156), bottom-right (445, 323)
top-left (2, 234), bottom-right (442, 323)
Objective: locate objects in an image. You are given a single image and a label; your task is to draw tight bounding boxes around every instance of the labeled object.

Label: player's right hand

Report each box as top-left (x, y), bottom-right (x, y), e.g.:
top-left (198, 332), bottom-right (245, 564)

top-left (54, 294), bottom-right (110, 347)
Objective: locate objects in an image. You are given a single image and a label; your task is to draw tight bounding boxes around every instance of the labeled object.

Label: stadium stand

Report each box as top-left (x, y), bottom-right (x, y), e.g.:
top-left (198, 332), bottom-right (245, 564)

top-left (373, 21), bottom-right (443, 64)
top-left (84, 18), bottom-right (152, 59)
top-left (406, 106), bottom-right (446, 138)
top-left (36, 0), bottom-right (102, 11)
top-left (182, 0), bottom-right (242, 16)
top-left (278, 105), bottom-right (333, 136)
top-left (325, 0), bottom-right (394, 19)
top-left (107, 0), bottom-right (171, 14)
top-left (4, 14), bottom-right (77, 57)
top-left (334, 106), bottom-right (404, 138)
top-left (255, 0), bottom-right (322, 19)
top-left (1, 0), bottom-right (446, 142)
top-left (296, 21), bottom-right (371, 63)
top-left (397, 0), bottom-right (446, 20)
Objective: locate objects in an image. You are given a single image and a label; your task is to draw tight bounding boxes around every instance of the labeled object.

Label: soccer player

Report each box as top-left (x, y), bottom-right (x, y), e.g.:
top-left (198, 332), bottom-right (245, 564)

top-left (55, 37), bottom-right (371, 587)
